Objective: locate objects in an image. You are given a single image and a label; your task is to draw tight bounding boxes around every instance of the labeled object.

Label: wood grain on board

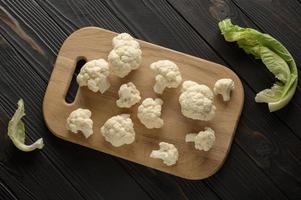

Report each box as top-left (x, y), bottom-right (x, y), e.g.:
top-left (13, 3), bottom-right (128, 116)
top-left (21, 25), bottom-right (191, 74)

top-left (43, 27), bottom-right (244, 180)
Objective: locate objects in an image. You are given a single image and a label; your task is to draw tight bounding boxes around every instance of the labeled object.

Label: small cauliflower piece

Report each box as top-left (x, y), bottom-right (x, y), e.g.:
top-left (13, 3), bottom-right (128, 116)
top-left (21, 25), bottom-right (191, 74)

top-left (76, 59), bottom-right (110, 93)
top-left (179, 81), bottom-right (216, 121)
top-left (150, 142), bottom-right (179, 166)
top-left (150, 60), bottom-right (182, 94)
top-left (214, 78), bottom-right (235, 101)
top-left (112, 33), bottom-right (140, 49)
top-left (66, 108), bottom-right (93, 138)
top-left (108, 45), bottom-right (142, 78)
top-left (116, 82), bottom-right (141, 108)
top-left (101, 114), bottom-right (135, 147)
top-left (185, 127), bottom-right (215, 151)
top-left (137, 98), bottom-right (164, 129)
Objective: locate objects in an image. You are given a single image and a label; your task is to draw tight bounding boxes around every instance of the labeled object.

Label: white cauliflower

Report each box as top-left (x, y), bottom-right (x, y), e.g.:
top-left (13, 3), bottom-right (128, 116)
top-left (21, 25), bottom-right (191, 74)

top-left (76, 59), bottom-right (110, 93)
top-left (137, 98), bottom-right (164, 129)
top-left (179, 81), bottom-right (216, 121)
top-left (150, 142), bottom-right (179, 166)
top-left (185, 127), bottom-right (215, 151)
top-left (112, 33), bottom-right (140, 49)
top-left (108, 45), bottom-right (142, 78)
top-left (66, 108), bottom-right (93, 138)
top-left (100, 114), bottom-right (135, 147)
top-left (214, 78), bottom-right (235, 101)
top-left (116, 82), bottom-right (141, 108)
top-left (150, 60), bottom-right (182, 94)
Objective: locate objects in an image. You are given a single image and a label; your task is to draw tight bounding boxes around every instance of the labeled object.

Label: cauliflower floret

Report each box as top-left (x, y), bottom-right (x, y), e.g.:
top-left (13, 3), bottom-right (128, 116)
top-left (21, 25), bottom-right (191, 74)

top-left (179, 81), bottom-right (216, 121)
top-left (66, 108), bottom-right (93, 138)
top-left (214, 78), bottom-right (235, 101)
top-left (108, 45), bottom-right (142, 78)
top-left (137, 98), bottom-right (164, 129)
top-left (100, 114), bottom-right (135, 147)
top-left (76, 59), bottom-right (110, 93)
top-left (150, 142), bottom-right (179, 166)
top-left (112, 33), bottom-right (140, 49)
top-left (116, 82), bottom-right (141, 108)
top-left (150, 60), bottom-right (182, 94)
top-left (185, 127), bottom-right (215, 151)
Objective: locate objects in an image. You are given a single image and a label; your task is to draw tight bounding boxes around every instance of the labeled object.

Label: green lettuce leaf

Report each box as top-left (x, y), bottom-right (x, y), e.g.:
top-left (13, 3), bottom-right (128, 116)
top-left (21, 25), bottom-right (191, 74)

top-left (218, 19), bottom-right (298, 112)
top-left (8, 99), bottom-right (44, 152)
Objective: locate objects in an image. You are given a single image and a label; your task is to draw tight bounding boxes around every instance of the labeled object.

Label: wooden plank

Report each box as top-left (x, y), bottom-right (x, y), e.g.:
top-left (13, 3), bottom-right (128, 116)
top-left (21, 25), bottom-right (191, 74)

top-left (0, 3), bottom-right (152, 200)
top-left (0, 180), bottom-right (18, 200)
top-left (163, 0), bottom-right (301, 198)
top-left (36, 0), bottom-right (293, 199)
top-left (203, 143), bottom-right (289, 200)
top-left (166, 0), bottom-right (301, 137)
top-left (119, 160), bottom-right (220, 200)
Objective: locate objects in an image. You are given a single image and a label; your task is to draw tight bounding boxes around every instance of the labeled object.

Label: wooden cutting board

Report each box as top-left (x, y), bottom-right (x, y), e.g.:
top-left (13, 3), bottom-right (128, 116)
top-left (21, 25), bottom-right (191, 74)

top-left (43, 27), bottom-right (244, 180)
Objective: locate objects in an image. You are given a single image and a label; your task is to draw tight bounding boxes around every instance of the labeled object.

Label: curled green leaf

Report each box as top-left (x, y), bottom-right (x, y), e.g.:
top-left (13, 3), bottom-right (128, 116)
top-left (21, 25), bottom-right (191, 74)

top-left (8, 99), bottom-right (44, 152)
top-left (218, 19), bottom-right (298, 112)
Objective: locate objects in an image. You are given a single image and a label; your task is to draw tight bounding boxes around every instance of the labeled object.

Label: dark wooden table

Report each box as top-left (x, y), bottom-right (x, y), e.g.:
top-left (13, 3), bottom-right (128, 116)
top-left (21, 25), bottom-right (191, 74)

top-left (0, 0), bottom-right (300, 199)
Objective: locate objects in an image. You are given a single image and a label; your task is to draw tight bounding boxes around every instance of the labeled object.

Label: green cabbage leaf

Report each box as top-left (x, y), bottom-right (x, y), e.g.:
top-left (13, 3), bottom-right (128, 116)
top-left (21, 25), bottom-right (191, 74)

top-left (218, 19), bottom-right (298, 112)
top-left (8, 99), bottom-right (44, 152)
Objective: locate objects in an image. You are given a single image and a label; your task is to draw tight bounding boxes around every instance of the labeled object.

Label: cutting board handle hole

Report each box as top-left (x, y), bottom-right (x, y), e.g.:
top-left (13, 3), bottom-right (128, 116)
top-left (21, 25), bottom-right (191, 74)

top-left (65, 57), bottom-right (87, 104)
